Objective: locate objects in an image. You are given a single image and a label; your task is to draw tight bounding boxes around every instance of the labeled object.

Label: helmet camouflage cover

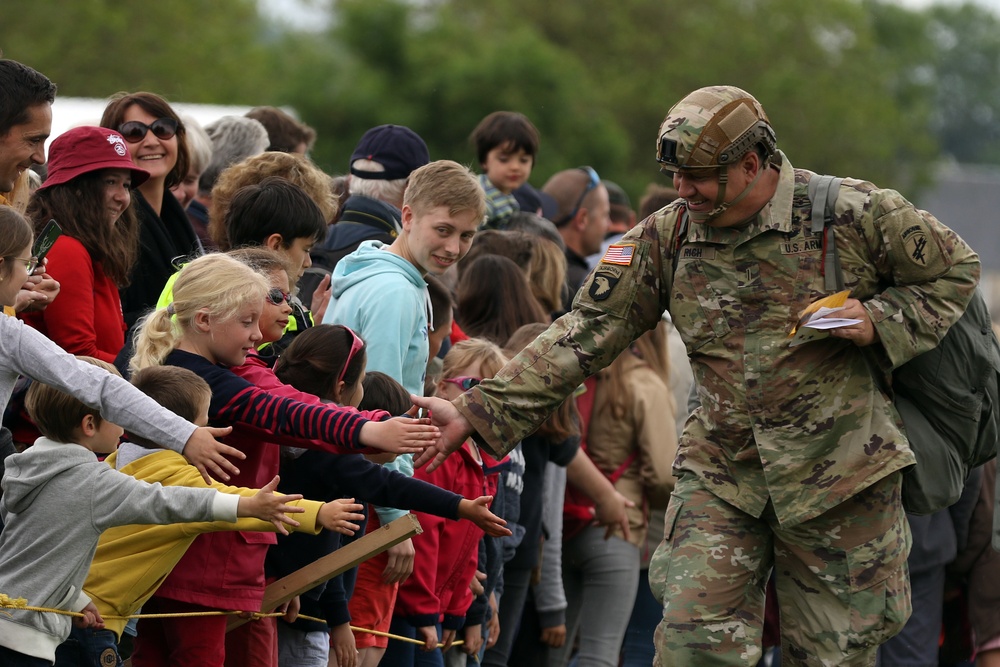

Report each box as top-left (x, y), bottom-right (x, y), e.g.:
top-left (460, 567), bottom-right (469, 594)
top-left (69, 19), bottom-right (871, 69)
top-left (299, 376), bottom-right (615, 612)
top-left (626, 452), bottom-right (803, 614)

top-left (656, 85), bottom-right (777, 171)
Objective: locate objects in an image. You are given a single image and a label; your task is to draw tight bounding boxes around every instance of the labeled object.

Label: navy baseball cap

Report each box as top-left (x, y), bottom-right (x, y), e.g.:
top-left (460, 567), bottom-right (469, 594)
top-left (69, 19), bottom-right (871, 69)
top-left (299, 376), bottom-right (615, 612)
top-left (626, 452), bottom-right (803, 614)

top-left (349, 124), bottom-right (430, 181)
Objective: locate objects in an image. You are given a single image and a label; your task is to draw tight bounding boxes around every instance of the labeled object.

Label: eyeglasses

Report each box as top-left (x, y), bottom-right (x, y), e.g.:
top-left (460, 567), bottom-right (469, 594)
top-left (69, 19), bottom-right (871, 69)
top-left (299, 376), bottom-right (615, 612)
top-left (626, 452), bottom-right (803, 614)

top-left (555, 166), bottom-right (600, 225)
top-left (337, 327), bottom-right (365, 385)
top-left (118, 118), bottom-right (179, 143)
top-left (442, 376), bottom-right (481, 391)
top-left (265, 288), bottom-right (292, 307)
top-left (7, 256), bottom-right (38, 274)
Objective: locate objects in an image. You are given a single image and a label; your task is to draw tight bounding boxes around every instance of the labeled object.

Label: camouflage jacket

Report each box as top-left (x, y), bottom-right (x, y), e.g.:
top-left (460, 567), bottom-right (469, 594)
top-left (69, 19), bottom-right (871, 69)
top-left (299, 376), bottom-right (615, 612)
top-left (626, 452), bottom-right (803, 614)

top-left (456, 152), bottom-right (980, 525)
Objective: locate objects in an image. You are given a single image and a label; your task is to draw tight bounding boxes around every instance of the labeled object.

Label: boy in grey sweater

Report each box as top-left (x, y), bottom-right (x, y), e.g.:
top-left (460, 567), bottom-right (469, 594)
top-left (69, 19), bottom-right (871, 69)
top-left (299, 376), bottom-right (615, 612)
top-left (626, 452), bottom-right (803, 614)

top-left (0, 357), bottom-right (303, 666)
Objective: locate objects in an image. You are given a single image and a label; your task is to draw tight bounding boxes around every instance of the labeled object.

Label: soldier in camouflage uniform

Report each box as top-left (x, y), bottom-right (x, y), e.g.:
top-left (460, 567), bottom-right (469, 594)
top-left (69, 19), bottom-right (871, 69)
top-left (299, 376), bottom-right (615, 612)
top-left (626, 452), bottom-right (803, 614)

top-left (413, 86), bottom-right (980, 666)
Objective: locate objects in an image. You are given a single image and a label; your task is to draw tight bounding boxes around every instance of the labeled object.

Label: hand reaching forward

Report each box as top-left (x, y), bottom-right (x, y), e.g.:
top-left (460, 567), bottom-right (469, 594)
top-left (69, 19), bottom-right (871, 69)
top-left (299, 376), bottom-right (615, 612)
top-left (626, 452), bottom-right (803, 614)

top-left (458, 496), bottom-right (511, 537)
top-left (409, 394), bottom-right (475, 472)
top-left (319, 498), bottom-right (365, 535)
top-left (359, 417), bottom-right (439, 454)
top-left (237, 475), bottom-right (305, 535)
top-left (181, 425), bottom-right (243, 483)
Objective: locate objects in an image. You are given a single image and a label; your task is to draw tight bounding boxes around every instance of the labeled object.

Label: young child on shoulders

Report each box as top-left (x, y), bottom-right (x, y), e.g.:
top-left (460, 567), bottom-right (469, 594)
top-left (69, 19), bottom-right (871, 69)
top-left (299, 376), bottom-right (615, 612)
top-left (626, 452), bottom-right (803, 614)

top-left (0, 357), bottom-right (301, 667)
top-left (127, 252), bottom-right (436, 667)
top-left (470, 111), bottom-right (540, 229)
top-left (268, 326), bottom-right (510, 667)
top-left (57, 365), bottom-right (365, 667)
top-left (383, 338), bottom-right (511, 667)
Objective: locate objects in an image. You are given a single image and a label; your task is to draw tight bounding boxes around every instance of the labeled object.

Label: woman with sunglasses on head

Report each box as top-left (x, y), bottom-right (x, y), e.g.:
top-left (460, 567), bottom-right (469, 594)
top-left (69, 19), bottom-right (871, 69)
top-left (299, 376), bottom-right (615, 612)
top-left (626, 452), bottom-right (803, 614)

top-left (22, 126), bottom-right (149, 364)
top-left (100, 92), bottom-right (202, 332)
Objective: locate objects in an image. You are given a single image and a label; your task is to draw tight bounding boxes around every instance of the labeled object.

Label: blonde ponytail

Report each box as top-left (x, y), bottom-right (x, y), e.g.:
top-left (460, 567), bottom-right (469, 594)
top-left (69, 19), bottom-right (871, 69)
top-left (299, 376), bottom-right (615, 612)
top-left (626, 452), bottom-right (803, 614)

top-left (130, 253), bottom-right (268, 372)
top-left (130, 308), bottom-right (180, 372)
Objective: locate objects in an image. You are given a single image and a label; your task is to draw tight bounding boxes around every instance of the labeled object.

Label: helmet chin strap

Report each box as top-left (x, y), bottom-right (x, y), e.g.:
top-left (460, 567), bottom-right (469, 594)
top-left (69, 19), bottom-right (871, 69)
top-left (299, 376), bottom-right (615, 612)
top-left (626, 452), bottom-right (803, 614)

top-left (688, 164), bottom-right (765, 224)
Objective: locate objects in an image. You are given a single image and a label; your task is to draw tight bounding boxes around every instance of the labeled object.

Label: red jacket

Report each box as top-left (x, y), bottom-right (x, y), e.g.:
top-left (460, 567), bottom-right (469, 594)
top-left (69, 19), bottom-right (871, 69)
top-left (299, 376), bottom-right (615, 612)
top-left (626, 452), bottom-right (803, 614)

top-left (153, 351), bottom-right (386, 611)
top-left (21, 236), bottom-right (125, 363)
top-left (395, 442), bottom-right (501, 630)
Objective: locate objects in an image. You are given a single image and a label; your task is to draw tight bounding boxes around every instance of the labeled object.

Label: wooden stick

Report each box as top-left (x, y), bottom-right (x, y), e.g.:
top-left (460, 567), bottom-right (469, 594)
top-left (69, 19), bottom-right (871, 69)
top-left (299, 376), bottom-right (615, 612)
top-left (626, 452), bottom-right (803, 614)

top-left (226, 514), bottom-right (422, 632)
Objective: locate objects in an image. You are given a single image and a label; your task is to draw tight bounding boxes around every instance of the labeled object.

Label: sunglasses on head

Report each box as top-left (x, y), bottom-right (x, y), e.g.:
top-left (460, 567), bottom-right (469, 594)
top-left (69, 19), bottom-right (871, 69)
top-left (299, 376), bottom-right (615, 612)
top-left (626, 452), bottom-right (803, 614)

top-left (442, 376), bottom-right (481, 391)
top-left (118, 118), bottom-right (179, 143)
top-left (265, 288), bottom-right (292, 307)
top-left (337, 327), bottom-right (366, 386)
top-left (555, 166), bottom-right (600, 226)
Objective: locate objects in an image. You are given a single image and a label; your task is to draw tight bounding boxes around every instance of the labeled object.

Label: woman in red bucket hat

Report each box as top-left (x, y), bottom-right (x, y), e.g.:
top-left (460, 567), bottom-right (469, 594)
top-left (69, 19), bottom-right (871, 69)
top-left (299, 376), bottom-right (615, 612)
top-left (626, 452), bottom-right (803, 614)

top-left (21, 126), bottom-right (150, 365)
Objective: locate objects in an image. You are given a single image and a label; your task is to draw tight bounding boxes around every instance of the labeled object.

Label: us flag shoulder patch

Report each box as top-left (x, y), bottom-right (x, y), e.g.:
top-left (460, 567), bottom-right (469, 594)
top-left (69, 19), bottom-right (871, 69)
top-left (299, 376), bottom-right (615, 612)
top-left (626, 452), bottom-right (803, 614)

top-left (601, 243), bottom-right (635, 266)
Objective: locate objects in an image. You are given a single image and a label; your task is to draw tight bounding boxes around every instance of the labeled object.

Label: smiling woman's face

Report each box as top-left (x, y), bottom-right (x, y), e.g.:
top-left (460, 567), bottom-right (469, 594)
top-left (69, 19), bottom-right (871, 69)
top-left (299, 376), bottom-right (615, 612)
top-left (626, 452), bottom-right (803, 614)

top-left (121, 104), bottom-right (177, 186)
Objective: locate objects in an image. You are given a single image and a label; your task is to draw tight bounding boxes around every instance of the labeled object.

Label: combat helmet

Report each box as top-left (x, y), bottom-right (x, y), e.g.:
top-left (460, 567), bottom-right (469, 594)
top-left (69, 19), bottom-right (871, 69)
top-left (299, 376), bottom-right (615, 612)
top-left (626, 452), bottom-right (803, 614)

top-left (656, 85), bottom-right (776, 171)
top-left (656, 85), bottom-right (777, 222)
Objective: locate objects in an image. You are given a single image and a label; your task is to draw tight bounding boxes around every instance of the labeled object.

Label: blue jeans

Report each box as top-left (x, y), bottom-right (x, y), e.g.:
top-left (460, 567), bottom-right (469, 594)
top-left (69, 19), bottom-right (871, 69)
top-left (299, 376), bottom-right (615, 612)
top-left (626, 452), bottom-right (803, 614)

top-left (381, 617), bottom-right (444, 667)
top-left (620, 567), bottom-right (660, 667)
top-left (54, 626), bottom-right (123, 667)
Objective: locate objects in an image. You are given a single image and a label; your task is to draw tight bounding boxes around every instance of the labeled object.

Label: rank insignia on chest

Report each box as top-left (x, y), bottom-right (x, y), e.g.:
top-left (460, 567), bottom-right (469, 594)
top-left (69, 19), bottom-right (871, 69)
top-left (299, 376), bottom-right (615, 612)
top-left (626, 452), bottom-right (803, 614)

top-left (589, 265), bottom-right (623, 301)
top-left (601, 243), bottom-right (635, 266)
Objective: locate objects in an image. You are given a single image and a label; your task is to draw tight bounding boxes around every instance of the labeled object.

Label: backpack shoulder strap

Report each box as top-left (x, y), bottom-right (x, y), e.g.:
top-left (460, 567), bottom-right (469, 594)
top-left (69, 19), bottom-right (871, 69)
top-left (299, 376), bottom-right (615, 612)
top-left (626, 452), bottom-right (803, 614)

top-left (807, 174), bottom-right (845, 292)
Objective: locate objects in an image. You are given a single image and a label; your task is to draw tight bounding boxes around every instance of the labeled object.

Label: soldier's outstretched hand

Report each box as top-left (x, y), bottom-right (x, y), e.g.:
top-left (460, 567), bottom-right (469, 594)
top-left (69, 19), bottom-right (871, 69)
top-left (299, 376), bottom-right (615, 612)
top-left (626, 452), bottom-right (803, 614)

top-left (409, 394), bottom-right (475, 472)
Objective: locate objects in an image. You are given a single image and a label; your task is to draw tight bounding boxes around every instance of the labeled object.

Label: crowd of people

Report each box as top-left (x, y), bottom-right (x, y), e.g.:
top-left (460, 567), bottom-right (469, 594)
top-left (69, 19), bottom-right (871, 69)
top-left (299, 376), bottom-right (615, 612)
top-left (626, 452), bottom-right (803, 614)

top-left (0, 57), bottom-right (996, 667)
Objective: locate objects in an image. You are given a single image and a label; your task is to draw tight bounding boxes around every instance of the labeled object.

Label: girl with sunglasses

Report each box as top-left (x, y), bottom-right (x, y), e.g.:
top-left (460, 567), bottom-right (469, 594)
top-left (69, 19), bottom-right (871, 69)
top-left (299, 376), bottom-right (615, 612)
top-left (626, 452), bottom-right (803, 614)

top-left (126, 252), bottom-right (440, 667)
top-left (100, 92), bottom-right (202, 333)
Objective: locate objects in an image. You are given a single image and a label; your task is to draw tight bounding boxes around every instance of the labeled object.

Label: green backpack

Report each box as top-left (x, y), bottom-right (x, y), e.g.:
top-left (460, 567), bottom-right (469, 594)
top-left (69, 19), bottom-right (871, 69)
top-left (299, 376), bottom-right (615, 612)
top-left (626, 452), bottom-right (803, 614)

top-left (808, 174), bottom-right (1000, 516)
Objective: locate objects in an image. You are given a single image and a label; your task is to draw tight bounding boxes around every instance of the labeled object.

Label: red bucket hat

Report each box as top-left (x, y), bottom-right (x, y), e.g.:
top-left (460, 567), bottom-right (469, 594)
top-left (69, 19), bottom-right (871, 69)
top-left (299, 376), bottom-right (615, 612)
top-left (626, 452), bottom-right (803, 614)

top-left (39, 126), bottom-right (150, 190)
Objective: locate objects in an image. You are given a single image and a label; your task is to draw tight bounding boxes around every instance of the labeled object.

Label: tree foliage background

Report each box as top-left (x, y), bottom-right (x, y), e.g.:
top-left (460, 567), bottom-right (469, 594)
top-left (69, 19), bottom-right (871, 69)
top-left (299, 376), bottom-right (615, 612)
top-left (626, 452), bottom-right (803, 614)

top-left (2, 0), bottom-right (1000, 201)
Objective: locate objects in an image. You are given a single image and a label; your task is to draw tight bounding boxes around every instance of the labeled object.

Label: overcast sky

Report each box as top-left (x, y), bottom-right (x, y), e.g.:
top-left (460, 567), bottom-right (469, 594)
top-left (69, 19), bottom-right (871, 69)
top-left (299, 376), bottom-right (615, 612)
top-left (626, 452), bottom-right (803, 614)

top-left (259, 0), bottom-right (1000, 30)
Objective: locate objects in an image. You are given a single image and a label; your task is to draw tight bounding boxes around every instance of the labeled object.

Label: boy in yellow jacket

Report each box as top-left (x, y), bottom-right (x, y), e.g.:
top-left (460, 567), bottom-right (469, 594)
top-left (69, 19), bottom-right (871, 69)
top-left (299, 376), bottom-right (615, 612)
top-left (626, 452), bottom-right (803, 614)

top-left (59, 365), bottom-right (364, 666)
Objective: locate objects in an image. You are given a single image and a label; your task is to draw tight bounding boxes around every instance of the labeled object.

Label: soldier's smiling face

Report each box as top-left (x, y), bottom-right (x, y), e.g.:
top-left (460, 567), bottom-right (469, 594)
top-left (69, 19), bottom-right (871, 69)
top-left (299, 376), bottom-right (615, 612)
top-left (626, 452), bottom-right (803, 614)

top-left (673, 158), bottom-right (758, 228)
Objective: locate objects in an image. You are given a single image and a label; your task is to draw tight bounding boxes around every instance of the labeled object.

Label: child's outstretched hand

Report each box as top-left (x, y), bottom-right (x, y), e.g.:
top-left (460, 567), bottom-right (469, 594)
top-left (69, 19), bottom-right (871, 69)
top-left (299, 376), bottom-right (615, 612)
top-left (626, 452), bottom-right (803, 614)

top-left (182, 425), bottom-right (243, 483)
top-left (237, 475), bottom-right (305, 535)
top-left (458, 496), bottom-right (511, 537)
top-left (359, 417), bottom-right (439, 454)
top-left (319, 498), bottom-right (365, 535)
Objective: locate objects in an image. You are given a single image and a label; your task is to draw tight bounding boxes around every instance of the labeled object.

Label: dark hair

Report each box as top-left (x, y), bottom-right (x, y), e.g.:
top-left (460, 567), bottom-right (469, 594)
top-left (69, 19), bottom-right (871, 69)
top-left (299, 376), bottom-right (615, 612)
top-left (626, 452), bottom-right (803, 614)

top-left (274, 324), bottom-right (366, 403)
top-left (100, 92), bottom-right (189, 190)
top-left (470, 111), bottom-right (540, 165)
top-left (26, 171), bottom-right (139, 285)
top-left (0, 207), bottom-right (35, 281)
top-left (425, 274), bottom-right (454, 332)
top-left (457, 254), bottom-right (548, 346)
top-left (128, 366), bottom-right (212, 447)
top-left (456, 229), bottom-right (535, 284)
top-left (25, 356), bottom-right (116, 444)
top-left (0, 59), bottom-right (56, 136)
top-left (245, 106), bottom-right (317, 154)
top-left (358, 371), bottom-right (410, 415)
top-left (225, 176), bottom-right (327, 249)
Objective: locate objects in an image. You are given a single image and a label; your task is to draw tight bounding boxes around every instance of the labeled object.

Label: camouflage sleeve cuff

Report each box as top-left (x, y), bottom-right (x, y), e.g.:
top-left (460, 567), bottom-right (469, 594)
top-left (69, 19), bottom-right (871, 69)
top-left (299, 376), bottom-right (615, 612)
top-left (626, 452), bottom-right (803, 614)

top-left (455, 394), bottom-right (513, 459)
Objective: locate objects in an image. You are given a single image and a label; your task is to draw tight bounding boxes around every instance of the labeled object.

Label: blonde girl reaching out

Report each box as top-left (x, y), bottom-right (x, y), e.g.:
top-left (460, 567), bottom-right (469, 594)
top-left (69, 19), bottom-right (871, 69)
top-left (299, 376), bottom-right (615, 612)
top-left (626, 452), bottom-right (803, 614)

top-left (127, 252), bottom-right (437, 667)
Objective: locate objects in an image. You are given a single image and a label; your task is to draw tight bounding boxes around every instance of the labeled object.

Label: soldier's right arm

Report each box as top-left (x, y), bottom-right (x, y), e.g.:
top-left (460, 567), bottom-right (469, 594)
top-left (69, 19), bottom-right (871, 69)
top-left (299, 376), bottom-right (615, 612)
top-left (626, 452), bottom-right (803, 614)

top-left (454, 212), bottom-right (674, 458)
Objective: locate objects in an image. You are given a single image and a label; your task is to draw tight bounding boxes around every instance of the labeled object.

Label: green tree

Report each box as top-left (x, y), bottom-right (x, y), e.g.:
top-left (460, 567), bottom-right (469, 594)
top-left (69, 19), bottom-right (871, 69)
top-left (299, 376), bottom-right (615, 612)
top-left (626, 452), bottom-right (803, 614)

top-left (0, 0), bottom-right (274, 103)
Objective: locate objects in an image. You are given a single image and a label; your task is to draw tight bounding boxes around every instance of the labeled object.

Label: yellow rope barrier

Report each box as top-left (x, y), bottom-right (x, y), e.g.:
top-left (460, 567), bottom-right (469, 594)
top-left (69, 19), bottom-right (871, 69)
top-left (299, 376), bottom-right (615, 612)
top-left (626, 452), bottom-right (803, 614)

top-left (0, 594), bottom-right (472, 650)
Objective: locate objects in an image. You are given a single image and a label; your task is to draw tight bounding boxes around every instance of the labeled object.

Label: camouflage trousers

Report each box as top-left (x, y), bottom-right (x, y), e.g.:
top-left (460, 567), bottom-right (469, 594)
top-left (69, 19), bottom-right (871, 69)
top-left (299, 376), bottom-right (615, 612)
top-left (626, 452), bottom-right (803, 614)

top-left (649, 472), bottom-right (911, 666)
